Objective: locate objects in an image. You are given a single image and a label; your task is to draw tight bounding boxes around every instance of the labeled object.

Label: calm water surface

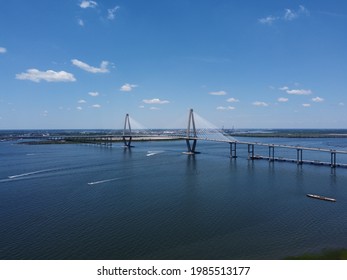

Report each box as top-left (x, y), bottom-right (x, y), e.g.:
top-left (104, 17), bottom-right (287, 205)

top-left (1, 138), bottom-right (347, 259)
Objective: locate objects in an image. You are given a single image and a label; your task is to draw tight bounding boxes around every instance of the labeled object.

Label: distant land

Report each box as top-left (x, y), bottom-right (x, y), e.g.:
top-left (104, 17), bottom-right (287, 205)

top-left (2, 129), bottom-right (347, 143)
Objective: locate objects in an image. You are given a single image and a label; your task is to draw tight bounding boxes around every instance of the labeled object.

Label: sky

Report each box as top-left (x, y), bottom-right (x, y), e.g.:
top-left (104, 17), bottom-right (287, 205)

top-left (1, 0), bottom-right (347, 129)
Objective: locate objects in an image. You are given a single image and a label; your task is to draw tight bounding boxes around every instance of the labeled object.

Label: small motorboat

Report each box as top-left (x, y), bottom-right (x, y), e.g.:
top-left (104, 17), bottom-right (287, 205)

top-left (306, 194), bottom-right (336, 202)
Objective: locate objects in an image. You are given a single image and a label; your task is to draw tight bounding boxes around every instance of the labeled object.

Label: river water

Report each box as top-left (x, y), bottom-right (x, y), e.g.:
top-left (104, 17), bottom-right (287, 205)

top-left (1, 137), bottom-right (347, 259)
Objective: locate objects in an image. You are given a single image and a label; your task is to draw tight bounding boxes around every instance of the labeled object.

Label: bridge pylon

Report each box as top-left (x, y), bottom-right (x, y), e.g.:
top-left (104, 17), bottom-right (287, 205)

top-left (123, 113), bottom-right (133, 148)
top-left (184, 108), bottom-right (199, 154)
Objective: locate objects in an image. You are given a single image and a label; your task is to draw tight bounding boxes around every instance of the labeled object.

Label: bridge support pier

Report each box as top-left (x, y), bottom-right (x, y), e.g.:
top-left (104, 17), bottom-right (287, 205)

top-left (269, 145), bottom-right (275, 162)
top-left (122, 136), bottom-right (133, 148)
top-left (184, 109), bottom-right (198, 155)
top-left (248, 144), bottom-right (254, 160)
top-left (185, 139), bottom-right (197, 154)
top-left (296, 149), bottom-right (303, 165)
top-left (331, 151), bottom-right (337, 168)
top-left (230, 142), bottom-right (237, 158)
top-left (123, 113), bottom-right (134, 148)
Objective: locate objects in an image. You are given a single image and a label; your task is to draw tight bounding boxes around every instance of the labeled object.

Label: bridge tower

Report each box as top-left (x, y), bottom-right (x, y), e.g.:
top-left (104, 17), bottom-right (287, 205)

top-left (123, 113), bottom-right (133, 148)
top-left (185, 108), bottom-right (198, 154)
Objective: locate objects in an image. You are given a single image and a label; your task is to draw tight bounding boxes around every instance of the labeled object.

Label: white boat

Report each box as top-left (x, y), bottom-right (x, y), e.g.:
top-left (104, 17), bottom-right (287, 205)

top-left (306, 194), bottom-right (336, 202)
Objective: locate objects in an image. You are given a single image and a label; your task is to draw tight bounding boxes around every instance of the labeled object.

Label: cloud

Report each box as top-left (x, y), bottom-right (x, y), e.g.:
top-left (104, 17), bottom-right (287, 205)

top-left (258, 16), bottom-right (278, 25)
top-left (16, 69), bottom-right (76, 82)
top-left (284, 9), bottom-right (298, 21)
top-left (80, 1), bottom-right (97, 9)
top-left (338, 102), bottom-right (344, 106)
top-left (78, 19), bottom-right (84, 26)
top-left (107, 6), bottom-right (120, 20)
top-left (0, 47), bottom-right (7, 54)
top-left (278, 97), bottom-right (289, 102)
top-left (286, 89), bottom-right (312, 95)
top-left (76, 106), bottom-right (83, 111)
top-left (209, 90), bottom-right (227, 96)
top-left (120, 83), bottom-right (138, 92)
top-left (88, 91), bottom-right (99, 97)
top-left (253, 101), bottom-right (269, 107)
top-left (71, 59), bottom-right (109, 73)
top-left (226, 97), bottom-right (239, 103)
top-left (216, 106), bottom-right (235, 110)
top-left (78, 99), bottom-right (87, 103)
top-left (312, 96), bottom-right (324, 102)
top-left (259, 5), bottom-right (309, 25)
top-left (283, 6), bottom-right (309, 21)
top-left (279, 86), bottom-right (289, 91)
top-left (298, 5), bottom-right (310, 16)
top-left (41, 110), bottom-right (48, 117)
top-left (143, 98), bottom-right (169, 104)
top-left (92, 104), bottom-right (101, 108)
top-left (302, 103), bottom-right (311, 107)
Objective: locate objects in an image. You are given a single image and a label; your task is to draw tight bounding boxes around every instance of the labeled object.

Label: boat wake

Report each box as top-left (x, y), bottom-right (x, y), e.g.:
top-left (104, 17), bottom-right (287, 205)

top-left (146, 150), bottom-right (164, 157)
top-left (87, 178), bottom-right (120, 185)
top-left (8, 168), bottom-right (58, 179)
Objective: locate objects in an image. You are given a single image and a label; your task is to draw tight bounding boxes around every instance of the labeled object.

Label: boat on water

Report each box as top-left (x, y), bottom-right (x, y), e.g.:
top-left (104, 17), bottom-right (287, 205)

top-left (306, 194), bottom-right (336, 202)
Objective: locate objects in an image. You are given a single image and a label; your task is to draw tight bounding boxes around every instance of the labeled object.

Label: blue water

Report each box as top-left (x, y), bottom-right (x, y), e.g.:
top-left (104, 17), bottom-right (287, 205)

top-left (1, 138), bottom-right (347, 259)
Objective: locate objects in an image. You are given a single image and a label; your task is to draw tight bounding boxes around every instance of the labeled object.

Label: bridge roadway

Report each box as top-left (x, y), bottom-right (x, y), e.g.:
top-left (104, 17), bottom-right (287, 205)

top-left (15, 133), bottom-right (347, 155)
top-left (13, 133), bottom-right (347, 168)
top-left (108, 134), bottom-right (347, 167)
top-left (183, 136), bottom-right (347, 155)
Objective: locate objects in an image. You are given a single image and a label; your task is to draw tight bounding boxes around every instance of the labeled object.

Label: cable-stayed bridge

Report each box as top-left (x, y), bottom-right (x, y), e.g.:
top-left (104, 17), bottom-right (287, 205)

top-left (16, 108), bottom-right (347, 169)
top-left (90, 109), bottom-right (347, 169)
top-left (121, 109), bottom-right (236, 151)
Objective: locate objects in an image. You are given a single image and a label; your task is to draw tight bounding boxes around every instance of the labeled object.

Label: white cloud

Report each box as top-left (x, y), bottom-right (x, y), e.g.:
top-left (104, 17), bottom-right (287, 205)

top-left (260, 5), bottom-right (309, 25)
top-left (338, 102), bottom-right (344, 106)
top-left (284, 9), bottom-right (298, 21)
top-left (312, 96), bottom-right (324, 102)
top-left (78, 19), bottom-right (84, 26)
top-left (76, 106), bottom-right (83, 111)
top-left (0, 47), bottom-right (7, 54)
top-left (71, 59), bottom-right (109, 73)
top-left (120, 83), bottom-right (138, 92)
top-left (216, 106), bottom-right (235, 110)
top-left (92, 104), bottom-right (101, 108)
top-left (253, 101), bottom-right (269, 107)
top-left (139, 105), bottom-right (145, 109)
top-left (78, 99), bottom-right (87, 103)
top-left (143, 98), bottom-right (169, 104)
top-left (226, 97), bottom-right (239, 103)
top-left (299, 5), bottom-right (310, 16)
top-left (259, 16), bottom-right (278, 25)
top-left (107, 6), bottom-right (120, 20)
top-left (284, 6), bottom-right (309, 21)
top-left (150, 107), bottom-right (160, 110)
top-left (279, 86), bottom-right (289, 91)
top-left (209, 90), bottom-right (227, 96)
top-left (16, 69), bottom-right (76, 82)
top-left (286, 89), bottom-right (312, 95)
top-left (302, 103), bottom-right (311, 107)
top-left (80, 1), bottom-right (97, 9)
top-left (278, 97), bottom-right (289, 102)
top-left (88, 91), bottom-right (99, 97)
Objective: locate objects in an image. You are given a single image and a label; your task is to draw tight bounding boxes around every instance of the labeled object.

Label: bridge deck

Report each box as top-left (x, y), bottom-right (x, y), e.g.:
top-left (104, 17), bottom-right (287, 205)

top-left (14, 134), bottom-right (347, 155)
top-left (181, 137), bottom-right (347, 155)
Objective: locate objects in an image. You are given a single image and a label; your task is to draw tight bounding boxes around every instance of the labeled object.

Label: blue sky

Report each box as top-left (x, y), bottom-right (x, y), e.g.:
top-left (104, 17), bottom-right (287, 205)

top-left (1, 0), bottom-right (347, 129)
